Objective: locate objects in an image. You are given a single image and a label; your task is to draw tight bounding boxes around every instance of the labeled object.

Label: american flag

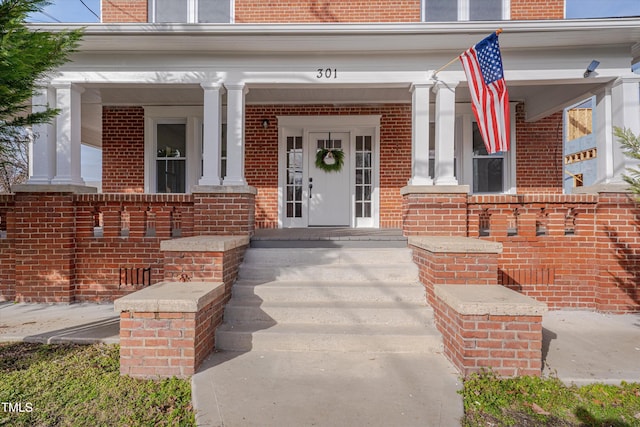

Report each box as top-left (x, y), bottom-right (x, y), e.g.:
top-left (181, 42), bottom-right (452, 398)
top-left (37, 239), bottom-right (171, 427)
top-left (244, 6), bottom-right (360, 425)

top-left (459, 32), bottom-right (510, 154)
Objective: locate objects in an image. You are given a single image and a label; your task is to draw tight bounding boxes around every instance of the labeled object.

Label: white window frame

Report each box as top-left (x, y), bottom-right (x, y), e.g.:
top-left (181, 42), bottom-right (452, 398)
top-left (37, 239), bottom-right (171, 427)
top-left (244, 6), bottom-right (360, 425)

top-left (456, 104), bottom-right (516, 194)
top-left (144, 106), bottom-right (203, 194)
top-left (149, 0), bottom-right (234, 23)
top-left (422, 0), bottom-right (510, 21)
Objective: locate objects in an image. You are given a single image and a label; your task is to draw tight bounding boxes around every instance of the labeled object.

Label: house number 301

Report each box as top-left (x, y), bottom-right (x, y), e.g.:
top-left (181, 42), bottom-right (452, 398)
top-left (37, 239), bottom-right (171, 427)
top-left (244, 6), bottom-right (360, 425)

top-left (316, 68), bottom-right (338, 79)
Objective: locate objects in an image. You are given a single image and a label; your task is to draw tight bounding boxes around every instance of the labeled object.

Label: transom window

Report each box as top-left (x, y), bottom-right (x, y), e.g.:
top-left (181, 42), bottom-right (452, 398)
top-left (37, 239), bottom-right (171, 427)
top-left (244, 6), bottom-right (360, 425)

top-left (150, 0), bottom-right (232, 23)
top-left (423, 0), bottom-right (508, 21)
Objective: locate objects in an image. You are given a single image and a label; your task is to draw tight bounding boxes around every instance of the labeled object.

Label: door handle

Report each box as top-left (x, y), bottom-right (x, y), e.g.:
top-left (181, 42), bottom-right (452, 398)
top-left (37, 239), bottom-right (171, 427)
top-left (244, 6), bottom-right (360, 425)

top-left (309, 177), bottom-right (313, 199)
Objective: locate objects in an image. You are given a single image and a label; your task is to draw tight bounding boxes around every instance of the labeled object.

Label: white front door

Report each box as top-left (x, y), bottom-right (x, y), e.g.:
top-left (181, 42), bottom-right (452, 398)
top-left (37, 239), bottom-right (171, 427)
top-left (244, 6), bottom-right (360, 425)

top-left (308, 132), bottom-right (351, 226)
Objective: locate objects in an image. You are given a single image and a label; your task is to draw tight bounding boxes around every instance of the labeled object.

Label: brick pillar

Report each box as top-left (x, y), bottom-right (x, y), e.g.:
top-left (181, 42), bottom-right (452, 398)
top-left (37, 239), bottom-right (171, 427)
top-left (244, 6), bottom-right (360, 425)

top-left (401, 185), bottom-right (470, 236)
top-left (192, 186), bottom-right (256, 236)
top-left (12, 185), bottom-right (95, 302)
top-left (595, 188), bottom-right (640, 313)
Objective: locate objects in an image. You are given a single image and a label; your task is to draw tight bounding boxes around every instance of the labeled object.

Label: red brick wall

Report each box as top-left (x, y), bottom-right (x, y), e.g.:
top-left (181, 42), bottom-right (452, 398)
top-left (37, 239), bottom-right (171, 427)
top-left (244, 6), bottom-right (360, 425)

top-left (511, 0), bottom-right (564, 20)
top-left (74, 194), bottom-right (194, 302)
top-left (102, 107), bottom-right (145, 193)
top-left (515, 104), bottom-right (564, 194)
top-left (245, 104), bottom-right (412, 229)
top-left (0, 195), bottom-right (15, 301)
top-left (101, 0), bottom-right (565, 23)
top-left (469, 194), bottom-right (601, 310)
top-left (102, 0), bottom-right (147, 22)
top-left (236, 0), bottom-right (420, 23)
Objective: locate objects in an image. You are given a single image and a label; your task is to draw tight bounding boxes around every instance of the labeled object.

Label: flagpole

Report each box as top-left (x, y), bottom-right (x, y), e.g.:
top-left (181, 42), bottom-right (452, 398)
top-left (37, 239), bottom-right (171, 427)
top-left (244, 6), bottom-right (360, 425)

top-left (431, 29), bottom-right (503, 79)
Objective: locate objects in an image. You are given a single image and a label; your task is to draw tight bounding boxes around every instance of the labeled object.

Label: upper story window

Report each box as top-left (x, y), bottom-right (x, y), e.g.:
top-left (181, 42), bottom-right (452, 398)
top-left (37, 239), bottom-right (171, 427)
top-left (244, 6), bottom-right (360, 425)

top-left (423, 0), bottom-right (509, 21)
top-left (150, 0), bottom-right (232, 23)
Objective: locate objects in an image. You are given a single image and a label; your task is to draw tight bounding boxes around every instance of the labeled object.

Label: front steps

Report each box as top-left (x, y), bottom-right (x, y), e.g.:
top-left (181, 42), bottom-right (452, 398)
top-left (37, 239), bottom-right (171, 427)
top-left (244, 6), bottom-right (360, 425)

top-left (215, 247), bottom-right (442, 353)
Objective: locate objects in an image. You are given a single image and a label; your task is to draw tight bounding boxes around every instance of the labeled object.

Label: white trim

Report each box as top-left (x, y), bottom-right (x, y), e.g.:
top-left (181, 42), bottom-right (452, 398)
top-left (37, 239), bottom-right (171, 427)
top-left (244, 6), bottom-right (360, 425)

top-left (422, 0), bottom-right (510, 21)
top-left (277, 115), bottom-right (381, 228)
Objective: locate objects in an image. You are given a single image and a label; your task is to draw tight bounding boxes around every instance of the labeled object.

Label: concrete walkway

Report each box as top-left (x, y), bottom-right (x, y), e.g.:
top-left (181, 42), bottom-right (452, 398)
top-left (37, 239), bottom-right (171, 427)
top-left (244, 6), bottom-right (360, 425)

top-left (1, 303), bottom-right (639, 426)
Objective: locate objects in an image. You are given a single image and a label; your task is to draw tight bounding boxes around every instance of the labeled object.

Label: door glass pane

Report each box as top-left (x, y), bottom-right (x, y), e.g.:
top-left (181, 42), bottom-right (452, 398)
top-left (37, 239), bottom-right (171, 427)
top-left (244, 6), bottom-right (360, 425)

top-left (424, 0), bottom-right (458, 21)
top-left (355, 135), bottom-right (373, 218)
top-left (286, 136), bottom-right (303, 218)
top-left (155, 0), bottom-right (188, 22)
top-left (198, 0), bottom-right (231, 23)
top-left (470, 0), bottom-right (503, 20)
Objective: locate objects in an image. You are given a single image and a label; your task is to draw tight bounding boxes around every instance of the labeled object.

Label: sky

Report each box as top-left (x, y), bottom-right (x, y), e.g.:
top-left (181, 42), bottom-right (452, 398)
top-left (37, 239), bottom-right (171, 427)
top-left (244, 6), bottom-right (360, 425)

top-left (27, 0), bottom-right (640, 22)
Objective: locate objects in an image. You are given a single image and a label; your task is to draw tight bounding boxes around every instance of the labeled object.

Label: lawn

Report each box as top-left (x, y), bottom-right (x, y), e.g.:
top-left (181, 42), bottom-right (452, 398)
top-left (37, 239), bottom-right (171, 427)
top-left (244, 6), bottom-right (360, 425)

top-left (460, 370), bottom-right (640, 426)
top-left (0, 342), bottom-right (196, 426)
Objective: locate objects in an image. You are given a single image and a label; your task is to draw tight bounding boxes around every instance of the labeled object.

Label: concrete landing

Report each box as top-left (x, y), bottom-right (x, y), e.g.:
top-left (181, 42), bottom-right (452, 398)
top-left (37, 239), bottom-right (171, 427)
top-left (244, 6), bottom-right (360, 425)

top-left (192, 350), bottom-right (463, 427)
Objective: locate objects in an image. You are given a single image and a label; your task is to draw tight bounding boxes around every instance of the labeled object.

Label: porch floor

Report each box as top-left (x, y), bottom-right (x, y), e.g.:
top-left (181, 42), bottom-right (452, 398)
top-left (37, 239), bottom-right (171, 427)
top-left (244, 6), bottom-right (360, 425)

top-left (251, 228), bottom-right (407, 248)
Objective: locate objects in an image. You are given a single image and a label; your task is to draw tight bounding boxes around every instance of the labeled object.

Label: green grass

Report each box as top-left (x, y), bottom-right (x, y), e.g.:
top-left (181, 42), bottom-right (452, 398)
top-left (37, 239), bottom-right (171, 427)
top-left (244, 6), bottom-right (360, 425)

top-left (0, 342), bottom-right (196, 426)
top-left (460, 370), bottom-right (640, 426)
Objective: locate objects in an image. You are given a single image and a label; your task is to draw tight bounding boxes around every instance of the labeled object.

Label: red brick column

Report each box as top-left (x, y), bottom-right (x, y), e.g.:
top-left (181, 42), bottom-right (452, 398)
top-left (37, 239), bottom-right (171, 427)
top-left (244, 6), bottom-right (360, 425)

top-left (401, 185), bottom-right (470, 236)
top-left (433, 284), bottom-right (548, 377)
top-left (192, 186), bottom-right (256, 236)
top-left (595, 188), bottom-right (640, 313)
top-left (409, 236), bottom-right (502, 306)
top-left (161, 235), bottom-right (249, 303)
top-left (12, 185), bottom-right (96, 303)
top-left (116, 281), bottom-right (225, 378)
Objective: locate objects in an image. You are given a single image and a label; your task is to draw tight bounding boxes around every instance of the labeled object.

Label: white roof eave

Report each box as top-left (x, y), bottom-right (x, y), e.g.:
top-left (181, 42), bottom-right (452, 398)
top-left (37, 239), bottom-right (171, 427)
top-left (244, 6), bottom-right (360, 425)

top-left (28, 18), bottom-right (640, 54)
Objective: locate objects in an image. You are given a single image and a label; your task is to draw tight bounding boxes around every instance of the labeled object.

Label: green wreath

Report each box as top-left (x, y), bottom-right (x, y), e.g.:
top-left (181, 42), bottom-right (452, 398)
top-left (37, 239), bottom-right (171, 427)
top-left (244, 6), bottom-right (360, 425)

top-left (315, 148), bottom-right (345, 173)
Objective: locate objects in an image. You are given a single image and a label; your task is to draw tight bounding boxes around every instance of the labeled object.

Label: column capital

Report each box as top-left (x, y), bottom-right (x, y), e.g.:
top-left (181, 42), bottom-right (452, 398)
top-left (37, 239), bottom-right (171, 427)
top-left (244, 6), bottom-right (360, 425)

top-left (432, 80), bottom-right (459, 92)
top-left (410, 82), bottom-right (434, 92)
top-left (200, 81), bottom-right (225, 92)
top-left (50, 82), bottom-right (85, 94)
top-left (224, 82), bottom-right (249, 95)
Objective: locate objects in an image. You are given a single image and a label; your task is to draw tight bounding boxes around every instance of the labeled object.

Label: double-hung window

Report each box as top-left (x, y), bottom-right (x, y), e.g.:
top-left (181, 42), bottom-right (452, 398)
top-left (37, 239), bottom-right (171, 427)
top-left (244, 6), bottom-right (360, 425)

top-left (472, 122), bottom-right (505, 193)
top-left (423, 0), bottom-right (509, 21)
top-left (150, 0), bottom-right (232, 23)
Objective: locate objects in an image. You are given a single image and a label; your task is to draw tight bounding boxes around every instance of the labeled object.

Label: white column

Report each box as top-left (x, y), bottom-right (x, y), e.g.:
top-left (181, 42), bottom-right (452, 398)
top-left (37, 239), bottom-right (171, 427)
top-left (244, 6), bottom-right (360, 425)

top-left (199, 82), bottom-right (224, 186)
top-left (408, 83), bottom-right (433, 185)
top-left (595, 85), bottom-right (615, 184)
top-left (433, 80), bottom-right (459, 185)
top-left (51, 83), bottom-right (85, 185)
top-left (611, 77), bottom-right (640, 181)
top-left (28, 87), bottom-right (56, 184)
top-left (223, 83), bottom-right (248, 186)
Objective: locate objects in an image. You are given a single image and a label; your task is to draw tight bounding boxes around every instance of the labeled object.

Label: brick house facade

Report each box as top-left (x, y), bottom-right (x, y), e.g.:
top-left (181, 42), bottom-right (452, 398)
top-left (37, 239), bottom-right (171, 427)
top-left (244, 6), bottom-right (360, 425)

top-left (1, 0), bottom-right (638, 313)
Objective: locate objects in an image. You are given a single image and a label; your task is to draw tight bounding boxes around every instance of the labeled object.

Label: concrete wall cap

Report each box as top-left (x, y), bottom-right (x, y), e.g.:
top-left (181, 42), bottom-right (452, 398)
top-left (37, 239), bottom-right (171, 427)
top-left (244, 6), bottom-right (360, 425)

top-left (434, 284), bottom-right (548, 316)
top-left (409, 236), bottom-right (502, 254)
top-left (114, 281), bottom-right (224, 313)
top-left (191, 185), bottom-right (257, 195)
top-left (160, 235), bottom-right (250, 252)
top-left (400, 185), bottom-right (470, 195)
top-left (12, 184), bottom-right (98, 194)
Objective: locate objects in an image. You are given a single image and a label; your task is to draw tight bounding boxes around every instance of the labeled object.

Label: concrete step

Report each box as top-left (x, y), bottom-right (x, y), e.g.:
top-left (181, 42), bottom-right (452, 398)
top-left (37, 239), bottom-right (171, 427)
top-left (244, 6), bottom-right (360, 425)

top-left (237, 264), bottom-right (418, 282)
top-left (223, 302), bottom-right (433, 327)
top-left (242, 248), bottom-right (415, 266)
top-left (215, 323), bottom-right (443, 353)
top-left (232, 280), bottom-right (426, 304)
